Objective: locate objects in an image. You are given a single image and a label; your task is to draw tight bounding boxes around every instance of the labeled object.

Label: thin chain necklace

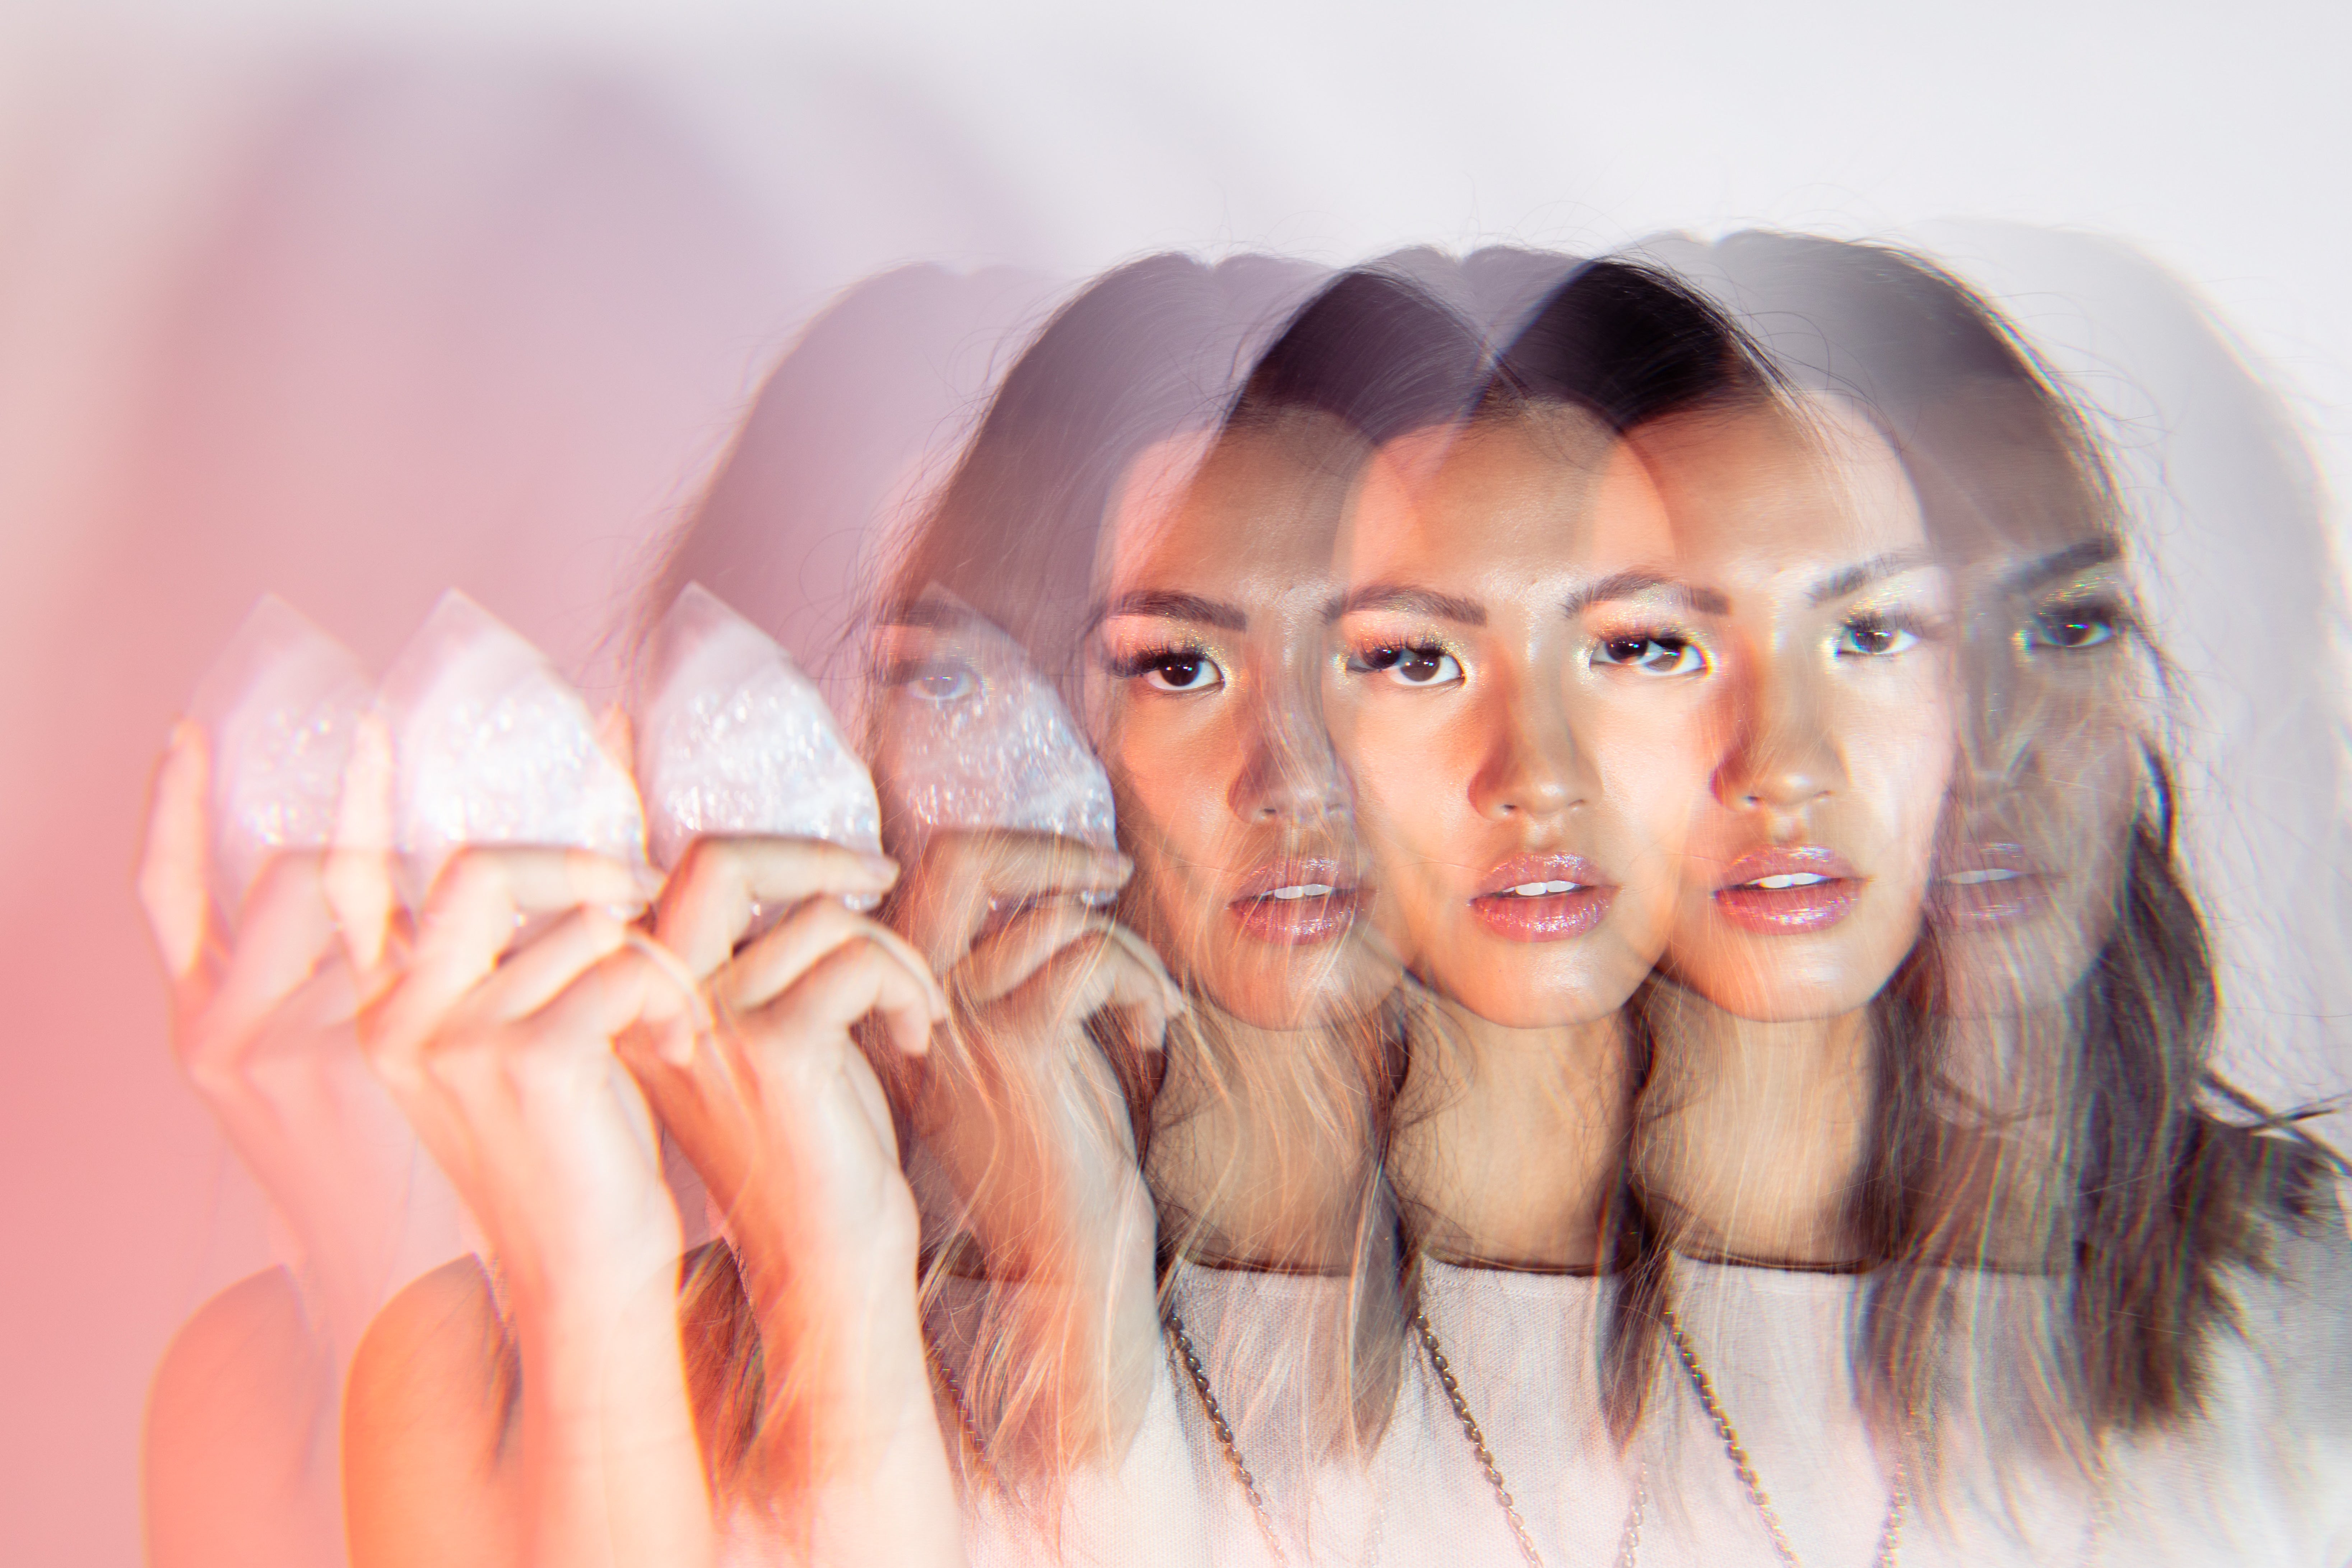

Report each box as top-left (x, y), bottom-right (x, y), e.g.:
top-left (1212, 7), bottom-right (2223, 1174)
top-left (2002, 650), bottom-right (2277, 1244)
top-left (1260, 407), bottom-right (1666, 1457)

top-left (925, 1334), bottom-right (998, 1489)
top-left (1165, 1306), bottom-right (1290, 1564)
top-left (1658, 1297), bottom-right (1905, 1567)
top-left (1168, 1287), bottom-right (1654, 1568)
top-left (1414, 1304), bottom-right (1651, 1568)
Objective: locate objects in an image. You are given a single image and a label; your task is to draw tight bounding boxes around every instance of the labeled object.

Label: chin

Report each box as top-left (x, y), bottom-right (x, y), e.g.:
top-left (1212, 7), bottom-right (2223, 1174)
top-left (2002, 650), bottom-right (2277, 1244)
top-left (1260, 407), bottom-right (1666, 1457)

top-left (1201, 946), bottom-right (1400, 1032)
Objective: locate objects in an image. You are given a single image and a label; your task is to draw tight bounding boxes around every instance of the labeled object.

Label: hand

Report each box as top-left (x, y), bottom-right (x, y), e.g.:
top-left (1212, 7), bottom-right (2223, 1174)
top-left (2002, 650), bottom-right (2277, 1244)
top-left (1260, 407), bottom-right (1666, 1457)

top-left (892, 832), bottom-right (1178, 1280)
top-left (137, 720), bottom-right (447, 1359)
top-left (357, 847), bottom-right (691, 1311)
top-left (628, 836), bottom-right (947, 1318)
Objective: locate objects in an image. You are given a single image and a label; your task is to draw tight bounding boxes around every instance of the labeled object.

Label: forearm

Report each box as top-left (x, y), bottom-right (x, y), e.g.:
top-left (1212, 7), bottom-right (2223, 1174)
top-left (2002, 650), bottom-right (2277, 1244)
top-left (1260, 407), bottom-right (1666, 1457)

top-left (749, 1278), bottom-right (963, 1568)
top-left (513, 1275), bottom-right (714, 1568)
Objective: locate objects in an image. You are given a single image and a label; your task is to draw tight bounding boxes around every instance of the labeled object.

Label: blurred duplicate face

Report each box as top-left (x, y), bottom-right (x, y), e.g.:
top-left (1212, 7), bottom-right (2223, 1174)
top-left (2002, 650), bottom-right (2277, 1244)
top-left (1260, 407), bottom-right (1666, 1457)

top-left (1634, 396), bottom-right (1956, 1024)
top-left (1924, 402), bottom-right (2149, 1020)
top-left (1082, 418), bottom-right (1405, 1030)
top-left (1325, 410), bottom-right (1712, 1029)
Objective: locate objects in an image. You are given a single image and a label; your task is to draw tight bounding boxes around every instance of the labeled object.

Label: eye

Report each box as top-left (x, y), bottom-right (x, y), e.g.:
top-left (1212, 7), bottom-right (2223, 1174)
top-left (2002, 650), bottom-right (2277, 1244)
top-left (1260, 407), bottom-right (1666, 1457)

top-left (1593, 634), bottom-right (1706, 676)
top-left (2025, 602), bottom-right (2120, 652)
top-left (1139, 651), bottom-right (1225, 692)
top-left (1833, 615), bottom-right (1921, 659)
top-left (1351, 645), bottom-right (1463, 687)
top-left (888, 659), bottom-right (976, 703)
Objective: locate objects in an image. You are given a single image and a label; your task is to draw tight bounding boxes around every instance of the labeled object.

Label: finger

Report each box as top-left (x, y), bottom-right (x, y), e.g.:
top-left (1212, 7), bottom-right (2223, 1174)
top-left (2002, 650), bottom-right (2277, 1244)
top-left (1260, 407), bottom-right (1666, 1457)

top-left (996, 931), bottom-right (1175, 1047)
top-left (136, 720), bottom-right (216, 989)
top-left (371, 850), bottom-right (646, 1071)
top-left (528, 945), bottom-right (701, 1062)
top-left (954, 901), bottom-right (1114, 1006)
top-left (717, 899), bottom-right (945, 1021)
top-left (202, 851), bottom-right (344, 1049)
top-left (460, 906), bottom-right (634, 1024)
top-left (324, 711), bottom-right (396, 974)
top-left (1098, 922), bottom-right (1186, 1034)
top-left (899, 830), bottom-right (1130, 966)
top-left (747, 938), bottom-right (940, 1063)
top-left (653, 836), bottom-right (900, 978)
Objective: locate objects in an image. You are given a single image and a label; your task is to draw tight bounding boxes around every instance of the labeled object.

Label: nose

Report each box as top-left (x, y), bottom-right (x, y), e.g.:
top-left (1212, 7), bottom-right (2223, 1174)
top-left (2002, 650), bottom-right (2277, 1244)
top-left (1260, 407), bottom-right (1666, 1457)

top-left (1467, 675), bottom-right (1585, 822)
top-left (1955, 627), bottom-right (2039, 790)
top-left (1229, 678), bottom-right (1349, 827)
top-left (1713, 653), bottom-right (1842, 815)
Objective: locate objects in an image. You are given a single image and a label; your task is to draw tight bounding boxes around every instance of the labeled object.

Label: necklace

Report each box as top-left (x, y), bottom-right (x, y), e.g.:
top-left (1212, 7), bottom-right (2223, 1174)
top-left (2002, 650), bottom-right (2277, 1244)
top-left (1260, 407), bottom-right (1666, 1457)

top-left (1415, 1304), bottom-right (1653, 1568)
top-left (925, 1334), bottom-right (998, 1489)
top-left (1165, 1306), bottom-right (1291, 1564)
top-left (1658, 1297), bottom-right (1904, 1567)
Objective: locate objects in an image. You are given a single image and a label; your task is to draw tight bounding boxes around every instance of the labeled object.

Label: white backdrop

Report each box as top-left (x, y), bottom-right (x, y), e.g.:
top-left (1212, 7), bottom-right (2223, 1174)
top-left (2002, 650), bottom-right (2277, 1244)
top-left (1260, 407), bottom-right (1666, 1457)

top-left (0, 1), bottom-right (2344, 1557)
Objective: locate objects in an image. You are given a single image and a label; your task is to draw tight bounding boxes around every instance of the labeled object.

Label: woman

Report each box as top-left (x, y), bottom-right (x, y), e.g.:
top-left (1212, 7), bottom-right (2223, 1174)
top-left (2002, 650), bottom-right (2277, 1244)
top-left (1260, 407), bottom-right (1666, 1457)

top-left (1624, 232), bottom-right (2352, 1565)
top-left (860, 251), bottom-right (1393, 1562)
top-left (318, 267), bottom-right (1062, 1568)
top-left (1317, 259), bottom-right (1766, 1567)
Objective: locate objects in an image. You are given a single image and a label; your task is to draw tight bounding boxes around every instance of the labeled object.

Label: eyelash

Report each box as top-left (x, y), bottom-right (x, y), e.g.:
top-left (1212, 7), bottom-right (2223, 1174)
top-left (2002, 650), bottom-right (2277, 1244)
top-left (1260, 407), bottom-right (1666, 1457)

top-left (880, 657), bottom-right (977, 703)
top-left (1347, 642), bottom-right (1464, 687)
top-left (1833, 610), bottom-right (1933, 660)
top-left (1591, 629), bottom-right (1707, 676)
top-left (2022, 597), bottom-right (2126, 653)
top-left (1107, 643), bottom-right (1226, 692)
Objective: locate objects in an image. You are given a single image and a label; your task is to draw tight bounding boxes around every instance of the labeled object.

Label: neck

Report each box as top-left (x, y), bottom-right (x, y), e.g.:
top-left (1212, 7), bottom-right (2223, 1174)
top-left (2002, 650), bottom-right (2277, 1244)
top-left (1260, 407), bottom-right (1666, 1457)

top-left (1390, 990), bottom-right (1631, 1271)
top-left (1635, 982), bottom-right (1875, 1267)
top-left (1933, 1000), bottom-right (2079, 1272)
top-left (1145, 996), bottom-right (1387, 1274)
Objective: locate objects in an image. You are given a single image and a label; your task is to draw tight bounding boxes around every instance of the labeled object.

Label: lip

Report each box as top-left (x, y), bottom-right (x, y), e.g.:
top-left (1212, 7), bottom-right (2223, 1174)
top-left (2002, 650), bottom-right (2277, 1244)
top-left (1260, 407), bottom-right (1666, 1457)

top-left (1925, 841), bottom-right (2051, 931)
top-left (1469, 851), bottom-right (1617, 942)
top-left (1226, 857), bottom-right (1360, 946)
top-left (1711, 846), bottom-right (1864, 935)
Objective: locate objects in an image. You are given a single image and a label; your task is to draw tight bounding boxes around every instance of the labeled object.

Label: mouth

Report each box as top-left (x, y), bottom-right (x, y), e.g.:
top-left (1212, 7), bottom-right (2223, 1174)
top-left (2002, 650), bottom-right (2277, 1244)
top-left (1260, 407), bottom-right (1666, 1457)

top-left (1712, 846), bottom-right (1863, 935)
top-left (1926, 841), bottom-right (2049, 931)
top-left (1470, 852), bottom-right (1617, 942)
top-left (1226, 858), bottom-right (1360, 946)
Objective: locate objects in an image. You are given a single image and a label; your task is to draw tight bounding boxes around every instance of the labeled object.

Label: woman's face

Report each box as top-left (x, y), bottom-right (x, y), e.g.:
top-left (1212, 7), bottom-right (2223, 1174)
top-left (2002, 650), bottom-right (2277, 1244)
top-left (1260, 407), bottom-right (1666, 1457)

top-left (1924, 416), bottom-right (2148, 1020)
top-left (1325, 412), bottom-right (1711, 1029)
top-left (1635, 398), bottom-right (1956, 1024)
top-left (1083, 420), bottom-right (1404, 1030)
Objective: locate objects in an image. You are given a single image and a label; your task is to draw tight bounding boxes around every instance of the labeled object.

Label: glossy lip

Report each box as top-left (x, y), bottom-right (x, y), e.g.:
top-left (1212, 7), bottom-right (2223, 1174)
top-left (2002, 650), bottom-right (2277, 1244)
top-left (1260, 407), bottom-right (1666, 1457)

top-left (1925, 840), bottom-right (2051, 931)
top-left (1711, 846), bottom-right (1863, 935)
top-left (1226, 856), bottom-right (1360, 946)
top-left (1469, 851), bottom-right (1617, 942)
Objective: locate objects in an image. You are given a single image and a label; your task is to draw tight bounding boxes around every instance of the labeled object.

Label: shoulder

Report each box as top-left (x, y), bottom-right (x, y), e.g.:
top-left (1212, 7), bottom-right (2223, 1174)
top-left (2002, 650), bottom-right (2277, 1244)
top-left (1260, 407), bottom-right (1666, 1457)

top-left (146, 1267), bottom-right (342, 1567)
top-left (344, 1257), bottom-right (519, 1568)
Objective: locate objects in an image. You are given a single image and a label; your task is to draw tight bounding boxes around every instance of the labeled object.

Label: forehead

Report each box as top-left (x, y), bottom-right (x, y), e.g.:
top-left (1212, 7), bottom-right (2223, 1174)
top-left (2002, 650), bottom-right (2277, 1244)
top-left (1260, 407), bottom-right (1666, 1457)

top-left (1347, 411), bottom-right (1668, 582)
top-left (1096, 419), bottom-right (1359, 604)
top-left (1633, 397), bottom-right (1926, 580)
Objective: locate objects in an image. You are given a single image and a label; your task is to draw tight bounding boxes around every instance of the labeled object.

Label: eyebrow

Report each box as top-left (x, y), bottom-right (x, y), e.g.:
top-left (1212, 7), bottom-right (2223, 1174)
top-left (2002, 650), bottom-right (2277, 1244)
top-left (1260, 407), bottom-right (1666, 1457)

top-left (1328, 584), bottom-right (1487, 625)
top-left (1092, 589), bottom-right (1249, 633)
top-left (1998, 536), bottom-right (2123, 595)
top-left (878, 597), bottom-right (978, 630)
top-left (1805, 550), bottom-right (1939, 606)
top-left (1561, 571), bottom-right (1730, 617)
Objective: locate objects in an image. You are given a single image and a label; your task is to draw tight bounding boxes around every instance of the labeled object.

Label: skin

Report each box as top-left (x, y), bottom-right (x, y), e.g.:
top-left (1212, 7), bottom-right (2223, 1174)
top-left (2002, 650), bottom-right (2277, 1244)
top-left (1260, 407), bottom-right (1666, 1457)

top-left (1326, 410), bottom-right (1713, 1270)
top-left (1628, 396), bottom-right (1958, 1265)
top-left (866, 608), bottom-right (1182, 1465)
top-left (1082, 414), bottom-right (1406, 1272)
top-left (138, 722), bottom-right (432, 1568)
top-left (1914, 391), bottom-right (2152, 1263)
top-left (338, 822), bottom-right (959, 1568)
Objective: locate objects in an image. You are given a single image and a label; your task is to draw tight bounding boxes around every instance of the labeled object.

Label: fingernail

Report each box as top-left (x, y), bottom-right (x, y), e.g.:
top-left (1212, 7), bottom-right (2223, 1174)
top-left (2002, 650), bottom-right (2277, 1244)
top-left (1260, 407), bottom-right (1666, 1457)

top-left (861, 853), bottom-right (901, 880)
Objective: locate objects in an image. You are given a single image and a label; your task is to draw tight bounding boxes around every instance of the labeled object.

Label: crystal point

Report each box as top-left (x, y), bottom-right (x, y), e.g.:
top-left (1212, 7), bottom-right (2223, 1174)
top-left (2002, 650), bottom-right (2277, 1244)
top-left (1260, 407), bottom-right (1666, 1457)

top-left (378, 592), bottom-right (646, 906)
top-left (189, 595), bottom-right (373, 925)
top-left (631, 583), bottom-right (882, 869)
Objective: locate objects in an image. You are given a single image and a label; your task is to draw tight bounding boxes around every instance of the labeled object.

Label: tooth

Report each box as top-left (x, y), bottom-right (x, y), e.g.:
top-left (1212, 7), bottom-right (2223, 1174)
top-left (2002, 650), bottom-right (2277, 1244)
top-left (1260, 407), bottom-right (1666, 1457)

top-left (1268, 883), bottom-right (1335, 901)
top-left (1750, 873), bottom-right (1827, 890)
